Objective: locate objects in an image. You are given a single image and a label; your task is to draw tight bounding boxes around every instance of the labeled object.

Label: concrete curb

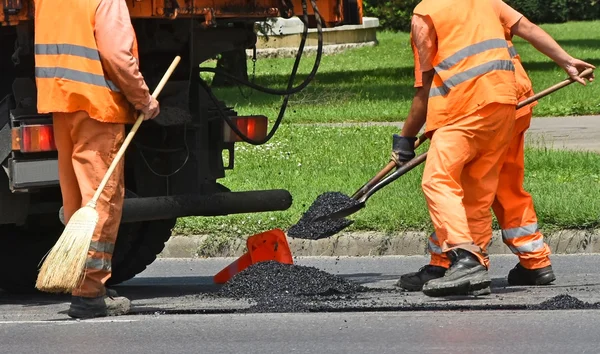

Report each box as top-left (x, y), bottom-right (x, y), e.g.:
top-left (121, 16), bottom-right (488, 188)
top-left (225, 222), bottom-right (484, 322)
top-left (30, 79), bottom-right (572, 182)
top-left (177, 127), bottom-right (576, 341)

top-left (159, 229), bottom-right (600, 258)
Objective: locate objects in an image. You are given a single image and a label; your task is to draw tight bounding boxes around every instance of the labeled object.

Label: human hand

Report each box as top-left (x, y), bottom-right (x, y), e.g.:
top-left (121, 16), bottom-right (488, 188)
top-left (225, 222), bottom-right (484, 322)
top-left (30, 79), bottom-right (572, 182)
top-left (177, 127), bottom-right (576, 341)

top-left (563, 58), bottom-right (595, 85)
top-left (141, 97), bottom-right (160, 120)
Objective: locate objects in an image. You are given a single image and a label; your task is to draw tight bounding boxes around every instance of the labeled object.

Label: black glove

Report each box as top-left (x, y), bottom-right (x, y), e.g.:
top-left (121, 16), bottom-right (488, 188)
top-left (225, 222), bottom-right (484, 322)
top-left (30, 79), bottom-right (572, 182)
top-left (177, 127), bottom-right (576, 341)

top-left (391, 134), bottom-right (417, 165)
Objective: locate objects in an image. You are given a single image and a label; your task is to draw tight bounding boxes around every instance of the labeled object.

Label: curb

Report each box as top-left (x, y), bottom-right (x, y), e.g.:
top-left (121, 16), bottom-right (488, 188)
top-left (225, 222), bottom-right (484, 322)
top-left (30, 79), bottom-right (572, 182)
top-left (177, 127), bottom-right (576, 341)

top-left (159, 229), bottom-right (600, 258)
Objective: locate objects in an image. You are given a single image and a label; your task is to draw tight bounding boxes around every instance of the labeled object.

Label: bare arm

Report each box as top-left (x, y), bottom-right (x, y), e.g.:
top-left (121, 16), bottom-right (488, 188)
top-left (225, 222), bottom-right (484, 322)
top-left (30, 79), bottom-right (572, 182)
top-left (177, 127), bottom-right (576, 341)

top-left (401, 69), bottom-right (434, 137)
top-left (511, 17), bottom-right (595, 85)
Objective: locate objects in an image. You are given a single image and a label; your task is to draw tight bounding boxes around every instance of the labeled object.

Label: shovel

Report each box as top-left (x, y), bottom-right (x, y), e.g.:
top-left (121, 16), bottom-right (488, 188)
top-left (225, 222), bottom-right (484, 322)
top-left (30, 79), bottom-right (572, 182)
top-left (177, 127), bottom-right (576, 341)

top-left (313, 68), bottom-right (595, 222)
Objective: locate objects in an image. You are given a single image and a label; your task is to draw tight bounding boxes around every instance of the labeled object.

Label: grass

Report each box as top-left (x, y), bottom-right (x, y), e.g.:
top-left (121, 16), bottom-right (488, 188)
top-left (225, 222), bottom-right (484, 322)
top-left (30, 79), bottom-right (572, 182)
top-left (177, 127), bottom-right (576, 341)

top-left (174, 125), bottom-right (600, 236)
top-left (201, 21), bottom-right (600, 124)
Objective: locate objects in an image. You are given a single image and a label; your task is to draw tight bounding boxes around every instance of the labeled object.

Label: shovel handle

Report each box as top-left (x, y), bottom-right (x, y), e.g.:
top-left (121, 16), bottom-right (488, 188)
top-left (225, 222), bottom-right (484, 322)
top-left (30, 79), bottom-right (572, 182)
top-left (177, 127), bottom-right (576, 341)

top-left (517, 68), bottom-right (594, 108)
top-left (354, 67), bottom-right (594, 204)
top-left (351, 133), bottom-right (427, 199)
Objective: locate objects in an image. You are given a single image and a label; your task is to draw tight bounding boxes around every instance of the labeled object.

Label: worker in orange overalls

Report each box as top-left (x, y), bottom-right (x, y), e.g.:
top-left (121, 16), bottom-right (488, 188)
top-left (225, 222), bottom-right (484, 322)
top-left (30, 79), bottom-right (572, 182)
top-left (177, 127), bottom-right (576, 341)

top-left (391, 0), bottom-right (595, 297)
top-left (393, 0), bottom-right (593, 294)
top-left (34, 0), bottom-right (160, 318)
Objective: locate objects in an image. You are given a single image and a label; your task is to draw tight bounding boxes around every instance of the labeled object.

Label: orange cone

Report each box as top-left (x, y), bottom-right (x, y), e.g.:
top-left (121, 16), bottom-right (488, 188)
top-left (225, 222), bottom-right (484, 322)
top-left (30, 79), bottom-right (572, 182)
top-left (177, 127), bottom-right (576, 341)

top-left (213, 228), bottom-right (293, 284)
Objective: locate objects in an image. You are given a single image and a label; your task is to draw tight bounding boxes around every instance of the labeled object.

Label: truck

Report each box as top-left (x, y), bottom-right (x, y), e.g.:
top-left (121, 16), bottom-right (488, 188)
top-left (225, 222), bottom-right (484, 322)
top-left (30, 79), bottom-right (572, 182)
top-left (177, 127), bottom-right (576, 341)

top-left (0, 0), bottom-right (363, 292)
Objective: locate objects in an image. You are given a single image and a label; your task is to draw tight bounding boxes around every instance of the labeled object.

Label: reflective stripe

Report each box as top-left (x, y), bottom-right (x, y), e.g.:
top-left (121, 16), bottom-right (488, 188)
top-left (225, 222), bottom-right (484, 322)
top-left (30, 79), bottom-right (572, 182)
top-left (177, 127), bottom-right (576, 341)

top-left (428, 232), bottom-right (442, 254)
top-left (430, 232), bottom-right (438, 241)
top-left (428, 239), bottom-right (442, 254)
top-left (507, 238), bottom-right (545, 254)
top-left (502, 223), bottom-right (538, 240)
top-left (508, 46), bottom-right (518, 58)
top-left (89, 241), bottom-right (115, 254)
top-left (430, 59), bottom-right (515, 97)
top-left (34, 43), bottom-right (101, 61)
top-left (85, 257), bottom-right (112, 271)
top-left (35, 67), bottom-right (120, 92)
top-left (435, 39), bottom-right (509, 71)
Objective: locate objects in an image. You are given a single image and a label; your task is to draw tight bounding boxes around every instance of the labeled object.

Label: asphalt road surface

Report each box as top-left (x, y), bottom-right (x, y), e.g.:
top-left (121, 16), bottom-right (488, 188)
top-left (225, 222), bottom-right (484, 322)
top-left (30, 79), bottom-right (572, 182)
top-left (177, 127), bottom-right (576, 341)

top-left (2, 254), bottom-right (600, 354)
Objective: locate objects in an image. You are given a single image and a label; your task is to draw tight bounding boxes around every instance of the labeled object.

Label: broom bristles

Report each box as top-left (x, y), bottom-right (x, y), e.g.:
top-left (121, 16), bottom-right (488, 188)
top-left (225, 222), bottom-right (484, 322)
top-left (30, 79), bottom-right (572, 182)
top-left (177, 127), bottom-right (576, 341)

top-left (35, 206), bottom-right (99, 293)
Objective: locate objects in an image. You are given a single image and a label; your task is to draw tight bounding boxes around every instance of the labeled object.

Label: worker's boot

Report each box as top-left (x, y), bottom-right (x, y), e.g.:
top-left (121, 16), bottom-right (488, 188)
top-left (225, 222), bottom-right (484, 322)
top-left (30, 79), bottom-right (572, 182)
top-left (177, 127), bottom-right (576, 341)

top-left (68, 292), bottom-right (131, 319)
top-left (507, 263), bottom-right (556, 286)
top-left (422, 248), bottom-right (491, 297)
top-left (397, 265), bottom-right (447, 291)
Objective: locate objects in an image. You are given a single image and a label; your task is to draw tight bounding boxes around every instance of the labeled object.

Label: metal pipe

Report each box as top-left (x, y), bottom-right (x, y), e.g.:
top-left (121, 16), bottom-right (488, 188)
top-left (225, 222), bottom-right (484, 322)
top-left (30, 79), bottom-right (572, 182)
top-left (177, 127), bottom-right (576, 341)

top-left (119, 189), bottom-right (292, 223)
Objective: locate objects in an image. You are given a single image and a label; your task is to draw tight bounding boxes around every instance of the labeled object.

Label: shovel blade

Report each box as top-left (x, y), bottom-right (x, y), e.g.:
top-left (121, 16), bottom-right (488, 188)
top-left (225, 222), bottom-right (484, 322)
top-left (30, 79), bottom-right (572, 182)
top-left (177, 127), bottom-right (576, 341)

top-left (312, 201), bottom-right (365, 222)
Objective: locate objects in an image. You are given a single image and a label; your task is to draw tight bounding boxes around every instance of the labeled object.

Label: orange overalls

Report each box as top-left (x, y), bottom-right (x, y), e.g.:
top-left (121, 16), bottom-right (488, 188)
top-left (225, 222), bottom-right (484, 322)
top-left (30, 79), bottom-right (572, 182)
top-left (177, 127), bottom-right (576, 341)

top-left (412, 0), bottom-right (518, 266)
top-left (424, 28), bottom-right (551, 270)
top-left (489, 33), bottom-right (552, 270)
top-left (34, 0), bottom-right (151, 297)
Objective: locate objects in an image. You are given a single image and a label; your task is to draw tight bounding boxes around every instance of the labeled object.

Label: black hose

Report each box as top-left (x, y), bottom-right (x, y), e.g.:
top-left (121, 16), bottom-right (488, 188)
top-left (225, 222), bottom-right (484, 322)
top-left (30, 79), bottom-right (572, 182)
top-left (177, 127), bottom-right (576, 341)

top-left (198, 0), bottom-right (323, 97)
top-left (199, 0), bottom-right (324, 145)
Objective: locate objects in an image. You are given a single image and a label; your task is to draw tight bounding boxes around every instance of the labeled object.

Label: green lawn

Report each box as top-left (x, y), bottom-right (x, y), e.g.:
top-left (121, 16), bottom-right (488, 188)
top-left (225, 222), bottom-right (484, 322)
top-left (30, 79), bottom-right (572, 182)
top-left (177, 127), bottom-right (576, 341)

top-left (176, 20), bottom-right (600, 239)
top-left (201, 21), bottom-right (600, 124)
top-left (175, 125), bottom-right (600, 236)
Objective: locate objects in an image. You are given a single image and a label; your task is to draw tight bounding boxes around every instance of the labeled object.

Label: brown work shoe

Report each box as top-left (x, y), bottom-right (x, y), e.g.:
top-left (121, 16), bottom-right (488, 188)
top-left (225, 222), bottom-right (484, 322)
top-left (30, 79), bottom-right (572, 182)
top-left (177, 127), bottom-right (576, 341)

top-left (68, 293), bottom-right (131, 319)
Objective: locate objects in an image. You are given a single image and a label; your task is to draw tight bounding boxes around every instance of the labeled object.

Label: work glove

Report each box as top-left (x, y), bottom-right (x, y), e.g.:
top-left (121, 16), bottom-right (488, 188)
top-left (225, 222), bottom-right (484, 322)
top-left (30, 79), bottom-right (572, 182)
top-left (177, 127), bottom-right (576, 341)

top-left (391, 134), bottom-right (417, 165)
top-left (141, 96), bottom-right (160, 120)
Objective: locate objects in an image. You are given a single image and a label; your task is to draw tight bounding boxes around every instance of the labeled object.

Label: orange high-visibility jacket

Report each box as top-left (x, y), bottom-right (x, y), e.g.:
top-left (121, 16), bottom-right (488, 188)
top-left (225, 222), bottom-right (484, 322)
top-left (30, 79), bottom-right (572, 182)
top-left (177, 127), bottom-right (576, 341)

top-left (505, 28), bottom-right (538, 118)
top-left (34, 0), bottom-right (136, 122)
top-left (414, 0), bottom-right (518, 132)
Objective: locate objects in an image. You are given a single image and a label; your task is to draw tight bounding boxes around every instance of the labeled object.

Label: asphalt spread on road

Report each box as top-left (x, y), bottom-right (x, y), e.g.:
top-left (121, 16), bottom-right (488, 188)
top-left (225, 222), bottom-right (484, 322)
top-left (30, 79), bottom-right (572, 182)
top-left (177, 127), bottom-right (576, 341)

top-left (130, 261), bottom-right (600, 316)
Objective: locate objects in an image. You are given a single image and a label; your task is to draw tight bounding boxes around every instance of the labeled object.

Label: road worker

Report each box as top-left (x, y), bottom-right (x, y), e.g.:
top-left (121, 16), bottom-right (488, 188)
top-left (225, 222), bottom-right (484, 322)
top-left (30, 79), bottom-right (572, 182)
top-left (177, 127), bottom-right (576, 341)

top-left (34, 0), bottom-right (160, 318)
top-left (391, 0), bottom-right (595, 297)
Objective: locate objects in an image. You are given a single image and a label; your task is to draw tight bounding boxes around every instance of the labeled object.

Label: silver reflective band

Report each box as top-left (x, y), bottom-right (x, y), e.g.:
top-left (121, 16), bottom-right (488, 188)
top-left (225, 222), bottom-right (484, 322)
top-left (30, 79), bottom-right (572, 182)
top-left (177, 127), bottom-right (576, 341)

top-left (89, 241), bottom-right (115, 254)
top-left (428, 232), bottom-right (442, 254)
top-left (435, 39), bottom-right (509, 71)
top-left (35, 43), bottom-right (101, 61)
top-left (35, 67), bottom-right (120, 92)
top-left (430, 232), bottom-right (438, 241)
top-left (501, 223), bottom-right (538, 240)
top-left (508, 46), bottom-right (518, 58)
top-left (507, 238), bottom-right (545, 254)
top-left (430, 59), bottom-right (515, 97)
top-left (428, 239), bottom-right (442, 254)
top-left (85, 257), bottom-right (112, 271)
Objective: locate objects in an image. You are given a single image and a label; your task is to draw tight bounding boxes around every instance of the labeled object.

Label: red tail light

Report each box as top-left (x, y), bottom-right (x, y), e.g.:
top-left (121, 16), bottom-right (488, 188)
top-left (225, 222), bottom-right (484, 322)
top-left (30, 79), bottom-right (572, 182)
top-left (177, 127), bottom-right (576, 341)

top-left (223, 115), bottom-right (268, 143)
top-left (12, 124), bottom-right (57, 153)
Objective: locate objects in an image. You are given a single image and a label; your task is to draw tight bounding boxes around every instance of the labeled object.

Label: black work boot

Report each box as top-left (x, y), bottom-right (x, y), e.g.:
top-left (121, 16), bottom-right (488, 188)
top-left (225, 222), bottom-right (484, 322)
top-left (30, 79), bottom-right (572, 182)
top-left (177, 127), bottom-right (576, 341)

top-left (397, 265), bottom-right (447, 291)
top-left (507, 263), bottom-right (556, 286)
top-left (422, 248), bottom-right (491, 297)
top-left (68, 293), bottom-right (131, 319)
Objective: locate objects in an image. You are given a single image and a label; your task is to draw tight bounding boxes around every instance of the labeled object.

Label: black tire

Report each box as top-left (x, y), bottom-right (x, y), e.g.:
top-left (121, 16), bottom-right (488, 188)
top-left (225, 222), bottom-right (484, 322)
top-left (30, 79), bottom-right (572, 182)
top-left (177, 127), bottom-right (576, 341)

top-left (0, 212), bottom-right (176, 293)
top-left (107, 217), bottom-right (176, 286)
top-left (0, 214), bottom-right (65, 294)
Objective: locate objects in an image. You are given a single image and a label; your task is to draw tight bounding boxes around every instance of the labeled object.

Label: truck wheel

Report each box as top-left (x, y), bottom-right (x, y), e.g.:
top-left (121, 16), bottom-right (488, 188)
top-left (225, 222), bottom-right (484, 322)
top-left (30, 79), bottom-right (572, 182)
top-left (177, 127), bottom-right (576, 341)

top-left (107, 218), bottom-right (177, 286)
top-left (0, 214), bottom-right (65, 294)
top-left (0, 212), bottom-right (176, 293)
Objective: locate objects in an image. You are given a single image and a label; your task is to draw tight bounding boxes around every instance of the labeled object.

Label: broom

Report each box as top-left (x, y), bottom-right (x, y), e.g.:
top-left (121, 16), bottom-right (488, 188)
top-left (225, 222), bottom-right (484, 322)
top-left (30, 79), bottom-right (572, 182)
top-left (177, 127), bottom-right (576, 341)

top-left (35, 56), bottom-right (182, 293)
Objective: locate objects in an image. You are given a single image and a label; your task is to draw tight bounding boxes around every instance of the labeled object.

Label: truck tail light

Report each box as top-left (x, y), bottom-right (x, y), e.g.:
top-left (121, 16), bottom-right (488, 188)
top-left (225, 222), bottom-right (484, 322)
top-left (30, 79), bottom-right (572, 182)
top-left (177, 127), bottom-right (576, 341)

top-left (223, 115), bottom-right (268, 143)
top-left (12, 124), bottom-right (57, 153)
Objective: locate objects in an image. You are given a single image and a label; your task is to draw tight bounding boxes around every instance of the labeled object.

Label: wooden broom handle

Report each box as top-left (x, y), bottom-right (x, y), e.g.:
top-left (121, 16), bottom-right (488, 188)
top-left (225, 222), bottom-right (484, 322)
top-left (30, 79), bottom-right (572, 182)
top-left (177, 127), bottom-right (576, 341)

top-left (89, 56), bottom-right (182, 205)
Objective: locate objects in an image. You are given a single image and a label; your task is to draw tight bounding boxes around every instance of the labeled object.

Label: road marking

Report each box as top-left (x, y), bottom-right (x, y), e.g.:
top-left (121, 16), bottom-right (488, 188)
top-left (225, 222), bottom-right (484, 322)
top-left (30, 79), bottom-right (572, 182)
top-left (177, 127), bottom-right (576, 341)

top-left (0, 319), bottom-right (139, 325)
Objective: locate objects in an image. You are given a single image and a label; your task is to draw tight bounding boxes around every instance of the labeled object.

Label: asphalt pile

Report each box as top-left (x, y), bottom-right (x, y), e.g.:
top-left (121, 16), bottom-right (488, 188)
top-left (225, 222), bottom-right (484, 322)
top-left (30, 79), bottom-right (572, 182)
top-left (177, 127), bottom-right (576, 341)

top-left (531, 294), bottom-right (600, 310)
top-left (218, 261), bottom-right (365, 313)
top-left (287, 192), bottom-right (358, 240)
